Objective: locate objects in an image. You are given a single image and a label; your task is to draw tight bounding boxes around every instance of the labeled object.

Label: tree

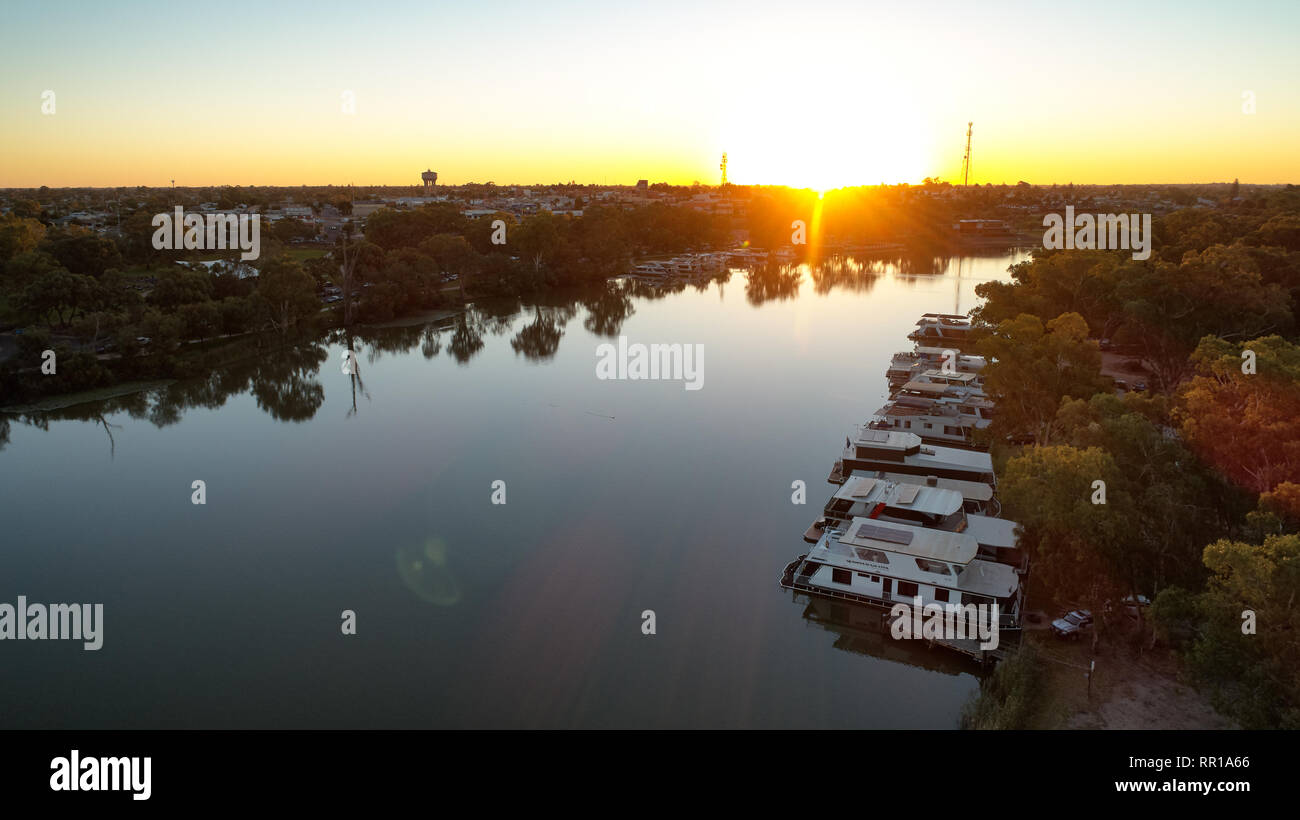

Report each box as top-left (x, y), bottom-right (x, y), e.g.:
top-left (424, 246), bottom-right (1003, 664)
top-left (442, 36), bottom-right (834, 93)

top-left (1177, 335), bottom-right (1300, 495)
top-left (44, 227), bottom-right (122, 277)
top-left (976, 311), bottom-right (1110, 445)
top-left (0, 215), bottom-right (46, 262)
top-left (18, 268), bottom-right (95, 326)
top-left (1117, 246), bottom-right (1291, 389)
top-left (1000, 445), bottom-right (1136, 647)
top-left (1159, 535), bottom-right (1300, 729)
top-left (255, 257), bottom-right (317, 332)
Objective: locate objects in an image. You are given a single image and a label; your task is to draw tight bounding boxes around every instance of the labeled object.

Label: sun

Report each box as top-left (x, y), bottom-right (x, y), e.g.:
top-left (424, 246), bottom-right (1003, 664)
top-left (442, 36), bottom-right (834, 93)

top-left (719, 87), bottom-right (932, 189)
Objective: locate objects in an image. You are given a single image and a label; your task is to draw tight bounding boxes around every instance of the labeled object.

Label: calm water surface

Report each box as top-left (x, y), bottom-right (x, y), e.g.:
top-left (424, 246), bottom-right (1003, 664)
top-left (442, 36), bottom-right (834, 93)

top-left (0, 251), bottom-right (1028, 728)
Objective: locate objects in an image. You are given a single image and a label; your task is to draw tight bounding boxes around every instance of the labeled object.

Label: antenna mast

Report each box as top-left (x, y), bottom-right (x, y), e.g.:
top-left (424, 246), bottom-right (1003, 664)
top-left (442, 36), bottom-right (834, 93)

top-left (960, 122), bottom-right (973, 186)
top-left (719, 152), bottom-right (728, 187)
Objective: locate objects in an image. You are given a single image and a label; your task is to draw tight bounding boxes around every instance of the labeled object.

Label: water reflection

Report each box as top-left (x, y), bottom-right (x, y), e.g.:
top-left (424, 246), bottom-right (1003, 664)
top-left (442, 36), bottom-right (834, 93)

top-left (1, 256), bottom-right (1019, 455)
top-left (744, 263), bottom-right (802, 305)
top-left (792, 593), bottom-right (977, 678)
top-left (522, 303), bottom-right (581, 358)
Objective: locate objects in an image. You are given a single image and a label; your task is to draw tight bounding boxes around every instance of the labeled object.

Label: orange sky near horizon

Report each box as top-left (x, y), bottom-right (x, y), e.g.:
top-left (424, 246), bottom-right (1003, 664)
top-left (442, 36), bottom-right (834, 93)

top-left (1, 1), bottom-right (1297, 189)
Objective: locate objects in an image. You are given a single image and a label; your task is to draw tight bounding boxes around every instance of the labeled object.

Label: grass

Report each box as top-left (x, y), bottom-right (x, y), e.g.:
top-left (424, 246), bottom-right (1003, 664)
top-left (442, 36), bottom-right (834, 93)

top-left (960, 642), bottom-right (1045, 729)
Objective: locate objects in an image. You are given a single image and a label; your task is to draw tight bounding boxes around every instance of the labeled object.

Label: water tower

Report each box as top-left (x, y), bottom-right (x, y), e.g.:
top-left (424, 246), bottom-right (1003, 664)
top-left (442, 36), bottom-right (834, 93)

top-left (421, 169), bottom-right (438, 192)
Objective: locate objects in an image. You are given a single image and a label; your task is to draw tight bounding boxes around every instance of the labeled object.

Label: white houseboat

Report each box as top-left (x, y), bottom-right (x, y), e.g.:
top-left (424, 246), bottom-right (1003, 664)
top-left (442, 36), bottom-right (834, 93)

top-left (887, 348), bottom-right (986, 387)
top-left (832, 428), bottom-right (996, 487)
top-left (870, 389), bottom-right (993, 448)
top-left (780, 516), bottom-right (1022, 631)
top-left (805, 474), bottom-right (1025, 569)
top-left (906, 313), bottom-right (976, 348)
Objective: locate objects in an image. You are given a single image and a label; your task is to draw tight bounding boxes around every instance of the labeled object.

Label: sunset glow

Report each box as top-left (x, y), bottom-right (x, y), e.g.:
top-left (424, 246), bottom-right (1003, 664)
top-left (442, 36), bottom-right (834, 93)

top-left (2, 0), bottom-right (1297, 188)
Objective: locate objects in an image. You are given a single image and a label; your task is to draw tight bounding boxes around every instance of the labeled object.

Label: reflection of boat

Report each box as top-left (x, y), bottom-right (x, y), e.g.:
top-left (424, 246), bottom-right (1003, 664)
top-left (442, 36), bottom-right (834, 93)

top-left (805, 474), bottom-right (1025, 570)
top-left (832, 428), bottom-right (996, 487)
top-left (792, 593), bottom-right (980, 676)
top-left (780, 516), bottom-right (1023, 631)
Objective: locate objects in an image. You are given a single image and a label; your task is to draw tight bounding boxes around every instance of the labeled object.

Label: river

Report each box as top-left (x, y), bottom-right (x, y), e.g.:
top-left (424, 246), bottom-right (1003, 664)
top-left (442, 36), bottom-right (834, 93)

top-left (0, 249), bottom-right (1030, 728)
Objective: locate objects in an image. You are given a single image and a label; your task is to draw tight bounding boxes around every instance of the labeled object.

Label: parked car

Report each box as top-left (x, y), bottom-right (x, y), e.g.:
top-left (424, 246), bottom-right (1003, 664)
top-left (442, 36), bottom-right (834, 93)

top-left (1133, 381), bottom-right (1147, 392)
top-left (1051, 609), bottom-right (1093, 639)
top-left (1114, 379), bottom-right (1128, 391)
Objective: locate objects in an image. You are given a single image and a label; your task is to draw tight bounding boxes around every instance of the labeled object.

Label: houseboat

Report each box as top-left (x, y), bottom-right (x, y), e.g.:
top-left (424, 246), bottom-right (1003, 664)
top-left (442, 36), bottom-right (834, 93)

top-left (906, 313), bottom-right (976, 348)
top-left (804, 474), bottom-right (1025, 569)
top-left (780, 516), bottom-right (1022, 631)
top-left (896, 369), bottom-right (987, 397)
top-left (842, 468), bottom-right (998, 515)
top-left (887, 348), bottom-right (986, 387)
top-left (870, 390), bottom-right (992, 448)
top-left (832, 428), bottom-right (996, 487)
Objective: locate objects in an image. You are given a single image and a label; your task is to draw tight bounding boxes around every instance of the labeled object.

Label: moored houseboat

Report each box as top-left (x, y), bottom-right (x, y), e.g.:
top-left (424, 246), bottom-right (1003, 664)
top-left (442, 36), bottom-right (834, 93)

top-left (832, 428), bottom-right (996, 487)
top-left (780, 516), bottom-right (1022, 632)
top-left (804, 474), bottom-right (1025, 569)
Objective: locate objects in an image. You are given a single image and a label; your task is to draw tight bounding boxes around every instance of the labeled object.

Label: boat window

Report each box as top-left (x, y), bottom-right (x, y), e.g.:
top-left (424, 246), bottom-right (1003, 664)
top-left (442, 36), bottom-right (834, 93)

top-left (853, 547), bottom-right (889, 564)
top-left (831, 568), bottom-right (852, 585)
top-left (897, 581), bottom-right (919, 598)
top-left (915, 558), bottom-right (951, 575)
top-left (934, 588), bottom-right (949, 603)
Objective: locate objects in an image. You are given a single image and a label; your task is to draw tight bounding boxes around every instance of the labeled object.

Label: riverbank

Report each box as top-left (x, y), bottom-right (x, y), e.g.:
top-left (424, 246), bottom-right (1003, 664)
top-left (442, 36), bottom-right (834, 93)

top-left (965, 630), bottom-right (1234, 729)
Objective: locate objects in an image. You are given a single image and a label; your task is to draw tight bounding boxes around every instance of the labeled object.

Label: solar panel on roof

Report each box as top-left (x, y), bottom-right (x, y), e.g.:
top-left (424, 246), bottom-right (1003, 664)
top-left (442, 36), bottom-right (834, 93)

top-left (854, 522), bottom-right (914, 545)
top-left (849, 478), bottom-right (878, 497)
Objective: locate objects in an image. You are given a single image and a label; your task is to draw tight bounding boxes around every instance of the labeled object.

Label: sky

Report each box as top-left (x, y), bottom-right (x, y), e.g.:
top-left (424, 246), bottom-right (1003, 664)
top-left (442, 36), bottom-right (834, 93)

top-left (1, 0), bottom-right (1297, 188)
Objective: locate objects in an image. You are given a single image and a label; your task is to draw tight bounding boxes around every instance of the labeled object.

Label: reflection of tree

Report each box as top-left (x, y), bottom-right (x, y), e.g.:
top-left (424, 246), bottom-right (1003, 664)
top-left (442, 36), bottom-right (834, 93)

top-left (807, 255), bottom-right (885, 295)
top-left (249, 342), bottom-right (328, 422)
top-left (895, 252), bottom-right (951, 276)
top-left (2, 339), bottom-right (330, 456)
top-left (420, 326), bottom-right (442, 359)
top-left (510, 306), bottom-right (566, 361)
top-left (744, 263), bottom-right (803, 305)
top-left (447, 312), bottom-right (486, 364)
top-left (340, 330), bottom-right (369, 420)
top-left (581, 281), bottom-right (636, 336)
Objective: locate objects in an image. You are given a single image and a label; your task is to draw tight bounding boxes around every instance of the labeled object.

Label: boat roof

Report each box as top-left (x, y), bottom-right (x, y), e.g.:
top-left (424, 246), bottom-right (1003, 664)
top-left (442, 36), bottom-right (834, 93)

top-left (838, 516), bottom-right (978, 564)
top-left (956, 559), bottom-right (1020, 599)
top-left (901, 380), bottom-right (949, 395)
top-left (833, 475), bottom-right (964, 516)
top-left (964, 514), bottom-right (1018, 549)
top-left (919, 369), bottom-right (980, 383)
top-left (850, 428), bottom-right (921, 451)
top-left (850, 426), bottom-right (994, 471)
top-left (913, 346), bottom-right (984, 361)
top-left (850, 470), bottom-right (994, 501)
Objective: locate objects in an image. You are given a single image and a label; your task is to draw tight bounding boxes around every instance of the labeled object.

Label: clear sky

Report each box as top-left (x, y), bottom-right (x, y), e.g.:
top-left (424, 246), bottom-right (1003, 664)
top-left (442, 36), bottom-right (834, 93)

top-left (1, 0), bottom-right (1297, 188)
